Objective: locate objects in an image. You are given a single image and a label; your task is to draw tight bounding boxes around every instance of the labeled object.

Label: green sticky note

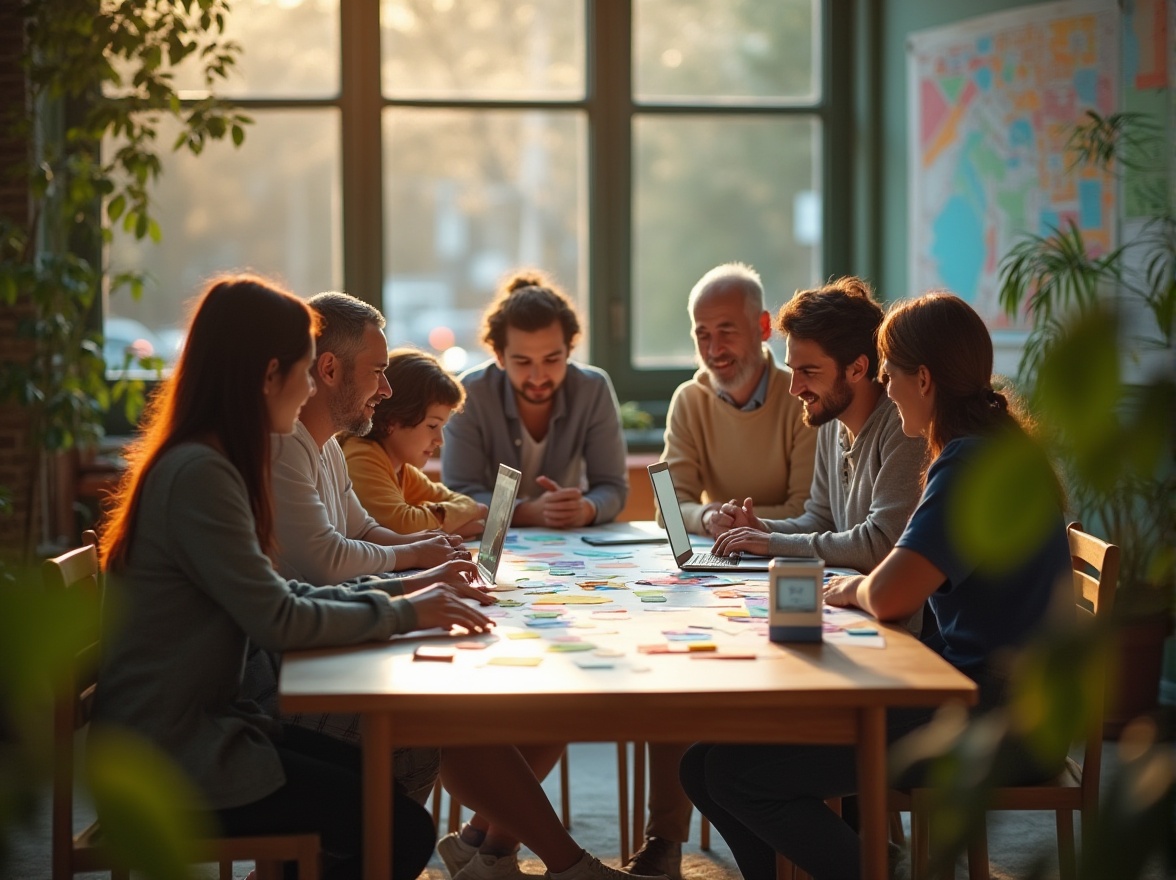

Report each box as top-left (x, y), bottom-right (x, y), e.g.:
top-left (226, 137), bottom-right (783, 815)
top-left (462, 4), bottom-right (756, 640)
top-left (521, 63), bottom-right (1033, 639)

top-left (548, 642), bottom-right (597, 653)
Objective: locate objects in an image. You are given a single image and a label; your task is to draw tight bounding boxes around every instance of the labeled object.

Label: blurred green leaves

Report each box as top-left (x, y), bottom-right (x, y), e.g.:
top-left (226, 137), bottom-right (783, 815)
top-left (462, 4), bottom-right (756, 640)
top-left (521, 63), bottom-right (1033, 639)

top-left (87, 728), bottom-right (213, 880)
top-left (1, 0), bottom-right (249, 560)
top-left (0, 567), bottom-right (210, 879)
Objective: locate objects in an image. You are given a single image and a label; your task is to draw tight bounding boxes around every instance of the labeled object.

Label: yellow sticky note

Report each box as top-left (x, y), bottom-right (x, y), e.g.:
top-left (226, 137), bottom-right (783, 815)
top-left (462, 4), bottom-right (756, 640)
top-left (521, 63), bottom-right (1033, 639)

top-left (530, 595), bottom-right (612, 605)
top-left (507, 631), bottom-right (541, 640)
top-left (487, 656), bottom-right (543, 667)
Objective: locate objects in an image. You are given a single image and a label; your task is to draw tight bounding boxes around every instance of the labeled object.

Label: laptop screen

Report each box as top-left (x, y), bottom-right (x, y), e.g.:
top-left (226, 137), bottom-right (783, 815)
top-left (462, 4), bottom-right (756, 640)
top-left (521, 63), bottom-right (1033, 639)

top-left (647, 462), bottom-right (693, 561)
top-left (477, 464), bottom-right (521, 582)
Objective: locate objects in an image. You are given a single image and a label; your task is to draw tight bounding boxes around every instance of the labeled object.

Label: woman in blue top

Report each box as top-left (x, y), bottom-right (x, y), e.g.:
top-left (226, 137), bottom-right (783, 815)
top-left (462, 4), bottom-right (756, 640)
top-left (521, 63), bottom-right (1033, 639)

top-left (679, 292), bottom-right (1071, 880)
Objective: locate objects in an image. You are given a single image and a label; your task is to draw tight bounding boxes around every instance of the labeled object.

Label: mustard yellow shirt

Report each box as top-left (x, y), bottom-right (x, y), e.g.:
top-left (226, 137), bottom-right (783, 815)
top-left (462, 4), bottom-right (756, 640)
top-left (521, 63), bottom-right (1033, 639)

top-left (341, 435), bottom-right (483, 534)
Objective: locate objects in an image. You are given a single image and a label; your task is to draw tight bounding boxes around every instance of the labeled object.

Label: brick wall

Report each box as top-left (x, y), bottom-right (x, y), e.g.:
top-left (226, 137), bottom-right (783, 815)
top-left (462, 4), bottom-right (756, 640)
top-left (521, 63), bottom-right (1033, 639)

top-left (0, 5), bottom-right (34, 555)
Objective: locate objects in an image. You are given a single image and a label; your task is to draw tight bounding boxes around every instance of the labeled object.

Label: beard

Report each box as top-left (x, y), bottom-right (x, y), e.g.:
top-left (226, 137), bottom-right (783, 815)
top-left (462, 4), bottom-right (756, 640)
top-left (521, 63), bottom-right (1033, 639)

top-left (702, 350), bottom-right (762, 397)
top-left (514, 380), bottom-right (557, 406)
top-left (330, 370), bottom-right (376, 435)
top-left (801, 374), bottom-right (853, 427)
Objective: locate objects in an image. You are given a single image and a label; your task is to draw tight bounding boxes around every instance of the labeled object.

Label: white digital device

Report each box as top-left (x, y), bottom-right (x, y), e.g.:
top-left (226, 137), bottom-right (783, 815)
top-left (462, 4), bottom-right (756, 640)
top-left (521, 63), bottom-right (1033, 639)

top-left (768, 556), bottom-right (824, 643)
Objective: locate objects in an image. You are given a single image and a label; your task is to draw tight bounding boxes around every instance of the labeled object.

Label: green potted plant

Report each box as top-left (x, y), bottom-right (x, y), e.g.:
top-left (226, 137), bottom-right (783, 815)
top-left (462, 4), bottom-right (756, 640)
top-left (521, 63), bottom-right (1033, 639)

top-left (998, 110), bottom-right (1175, 735)
top-left (0, 0), bottom-right (250, 561)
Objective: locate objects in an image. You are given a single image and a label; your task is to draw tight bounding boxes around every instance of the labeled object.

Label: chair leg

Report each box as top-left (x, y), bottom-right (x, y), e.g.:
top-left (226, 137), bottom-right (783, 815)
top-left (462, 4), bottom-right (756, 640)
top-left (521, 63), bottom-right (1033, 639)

top-left (617, 742), bottom-right (631, 863)
top-left (256, 861), bottom-right (284, 880)
top-left (431, 778), bottom-right (443, 832)
top-left (700, 815), bottom-right (711, 851)
top-left (774, 852), bottom-right (796, 880)
top-left (1056, 810), bottom-right (1076, 880)
top-left (560, 749), bottom-right (572, 830)
top-left (448, 789), bottom-right (463, 834)
top-left (966, 816), bottom-right (990, 880)
top-left (219, 859), bottom-right (234, 880)
top-left (910, 803), bottom-right (929, 880)
top-left (889, 810), bottom-right (906, 846)
top-left (632, 741), bottom-right (646, 856)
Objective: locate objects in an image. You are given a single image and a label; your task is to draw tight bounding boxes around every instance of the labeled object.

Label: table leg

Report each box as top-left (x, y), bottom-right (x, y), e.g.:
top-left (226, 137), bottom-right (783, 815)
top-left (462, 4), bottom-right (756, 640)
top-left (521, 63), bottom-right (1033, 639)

top-left (362, 713), bottom-right (393, 880)
top-left (857, 707), bottom-right (887, 880)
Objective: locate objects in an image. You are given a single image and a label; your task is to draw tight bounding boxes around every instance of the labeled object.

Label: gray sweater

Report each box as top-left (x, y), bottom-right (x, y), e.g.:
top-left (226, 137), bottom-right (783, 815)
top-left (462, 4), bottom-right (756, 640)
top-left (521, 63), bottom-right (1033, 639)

top-left (92, 443), bottom-right (416, 809)
top-left (763, 394), bottom-right (927, 572)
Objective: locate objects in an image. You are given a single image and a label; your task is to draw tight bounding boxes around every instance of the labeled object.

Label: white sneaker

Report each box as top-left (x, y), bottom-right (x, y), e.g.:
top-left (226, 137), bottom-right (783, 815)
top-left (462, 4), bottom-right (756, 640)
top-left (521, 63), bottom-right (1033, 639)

top-left (438, 832), bottom-right (479, 877)
top-left (546, 851), bottom-right (667, 880)
top-left (453, 852), bottom-right (544, 880)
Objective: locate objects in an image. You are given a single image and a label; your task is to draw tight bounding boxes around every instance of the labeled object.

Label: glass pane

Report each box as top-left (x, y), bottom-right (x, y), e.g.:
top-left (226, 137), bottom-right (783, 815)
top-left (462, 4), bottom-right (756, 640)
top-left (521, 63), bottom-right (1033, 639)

top-left (632, 115), bottom-right (822, 368)
top-left (634, 0), bottom-right (818, 102)
top-left (383, 108), bottom-right (587, 374)
top-left (105, 109), bottom-right (342, 370)
top-left (144, 0), bottom-right (340, 98)
top-left (381, 0), bottom-right (585, 100)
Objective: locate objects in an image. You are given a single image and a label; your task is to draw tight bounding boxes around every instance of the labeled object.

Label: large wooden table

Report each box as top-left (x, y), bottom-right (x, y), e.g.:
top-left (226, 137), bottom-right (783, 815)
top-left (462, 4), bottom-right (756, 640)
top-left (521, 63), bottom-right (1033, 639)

top-left (280, 526), bottom-right (976, 880)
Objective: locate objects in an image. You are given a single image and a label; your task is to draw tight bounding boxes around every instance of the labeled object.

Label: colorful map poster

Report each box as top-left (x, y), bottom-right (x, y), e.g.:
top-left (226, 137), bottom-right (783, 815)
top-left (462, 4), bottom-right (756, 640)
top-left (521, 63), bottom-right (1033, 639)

top-left (908, 1), bottom-right (1119, 329)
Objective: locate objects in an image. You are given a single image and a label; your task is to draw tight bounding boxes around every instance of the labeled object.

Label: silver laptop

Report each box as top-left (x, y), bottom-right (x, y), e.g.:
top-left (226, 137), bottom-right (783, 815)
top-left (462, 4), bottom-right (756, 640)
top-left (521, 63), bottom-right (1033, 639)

top-left (475, 464), bottom-right (522, 585)
top-left (647, 461), bottom-right (773, 572)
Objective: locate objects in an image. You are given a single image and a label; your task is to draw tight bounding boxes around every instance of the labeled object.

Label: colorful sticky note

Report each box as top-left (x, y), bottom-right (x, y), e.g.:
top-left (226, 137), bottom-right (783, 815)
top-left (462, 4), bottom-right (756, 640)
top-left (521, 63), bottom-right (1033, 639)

top-left (548, 642), bottom-right (597, 653)
top-left (530, 595), bottom-right (612, 605)
top-left (507, 631), bottom-right (541, 640)
top-left (486, 656), bottom-right (543, 667)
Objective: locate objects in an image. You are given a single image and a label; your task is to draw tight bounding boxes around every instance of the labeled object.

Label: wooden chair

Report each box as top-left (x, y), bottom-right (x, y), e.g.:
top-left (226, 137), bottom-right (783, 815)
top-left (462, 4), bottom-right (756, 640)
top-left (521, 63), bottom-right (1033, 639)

top-left (50, 538), bottom-right (322, 880)
top-left (891, 522), bottom-right (1119, 880)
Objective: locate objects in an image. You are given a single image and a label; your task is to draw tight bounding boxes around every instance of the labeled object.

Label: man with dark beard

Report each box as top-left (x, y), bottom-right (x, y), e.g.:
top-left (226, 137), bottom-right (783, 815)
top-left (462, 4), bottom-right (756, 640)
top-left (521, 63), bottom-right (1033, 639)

top-left (269, 291), bottom-right (476, 586)
top-left (658, 263), bottom-right (816, 538)
top-left (711, 276), bottom-right (927, 574)
top-left (442, 270), bottom-right (628, 528)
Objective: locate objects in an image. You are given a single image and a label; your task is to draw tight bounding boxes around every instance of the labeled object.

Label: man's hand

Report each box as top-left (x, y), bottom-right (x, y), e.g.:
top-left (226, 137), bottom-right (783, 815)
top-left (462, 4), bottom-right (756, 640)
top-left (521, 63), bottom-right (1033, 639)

top-left (701, 500), bottom-right (737, 537)
top-left (711, 526), bottom-right (771, 558)
top-left (516, 476), bottom-right (596, 529)
top-left (718, 497), bottom-right (767, 533)
top-left (404, 583), bottom-right (496, 633)
top-left (397, 535), bottom-right (472, 569)
top-left (822, 574), bottom-right (864, 609)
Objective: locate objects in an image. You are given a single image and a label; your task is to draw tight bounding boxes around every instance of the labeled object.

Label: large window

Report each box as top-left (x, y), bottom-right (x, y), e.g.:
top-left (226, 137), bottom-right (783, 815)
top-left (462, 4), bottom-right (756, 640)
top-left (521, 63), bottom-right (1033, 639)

top-left (107, 0), bottom-right (850, 401)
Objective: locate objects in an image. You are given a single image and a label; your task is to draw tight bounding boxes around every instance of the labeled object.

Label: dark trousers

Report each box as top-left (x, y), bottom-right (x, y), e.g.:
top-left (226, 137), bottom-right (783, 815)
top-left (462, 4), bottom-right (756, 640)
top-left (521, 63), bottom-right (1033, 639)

top-left (212, 725), bottom-right (436, 880)
top-left (678, 709), bottom-right (933, 880)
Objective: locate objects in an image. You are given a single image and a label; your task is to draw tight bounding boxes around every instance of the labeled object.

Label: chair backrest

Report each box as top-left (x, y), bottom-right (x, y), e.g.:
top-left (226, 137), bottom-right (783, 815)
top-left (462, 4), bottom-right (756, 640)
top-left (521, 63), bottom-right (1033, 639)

top-left (46, 540), bottom-right (103, 879)
top-left (1065, 521), bottom-right (1119, 822)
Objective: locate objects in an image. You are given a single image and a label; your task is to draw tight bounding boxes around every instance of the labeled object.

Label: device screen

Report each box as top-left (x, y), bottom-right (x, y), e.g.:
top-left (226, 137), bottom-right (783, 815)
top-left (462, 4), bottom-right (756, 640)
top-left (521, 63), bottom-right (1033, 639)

top-left (774, 576), bottom-right (817, 612)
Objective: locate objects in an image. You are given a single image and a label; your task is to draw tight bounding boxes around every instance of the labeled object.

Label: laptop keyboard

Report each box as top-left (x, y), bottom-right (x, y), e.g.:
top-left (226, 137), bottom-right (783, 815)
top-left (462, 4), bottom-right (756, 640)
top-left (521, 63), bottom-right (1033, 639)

top-left (689, 552), bottom-right (739, 567)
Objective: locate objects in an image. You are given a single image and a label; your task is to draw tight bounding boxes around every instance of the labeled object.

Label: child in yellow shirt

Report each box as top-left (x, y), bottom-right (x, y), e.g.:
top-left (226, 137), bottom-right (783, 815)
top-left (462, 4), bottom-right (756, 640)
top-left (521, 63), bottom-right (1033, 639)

top-left (342, 349), bottom-right (488, 537)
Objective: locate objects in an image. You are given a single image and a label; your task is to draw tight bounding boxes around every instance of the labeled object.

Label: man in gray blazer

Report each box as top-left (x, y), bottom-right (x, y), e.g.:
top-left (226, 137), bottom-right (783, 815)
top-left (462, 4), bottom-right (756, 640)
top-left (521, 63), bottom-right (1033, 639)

top-left (442, 270), bottom-right (628, 529)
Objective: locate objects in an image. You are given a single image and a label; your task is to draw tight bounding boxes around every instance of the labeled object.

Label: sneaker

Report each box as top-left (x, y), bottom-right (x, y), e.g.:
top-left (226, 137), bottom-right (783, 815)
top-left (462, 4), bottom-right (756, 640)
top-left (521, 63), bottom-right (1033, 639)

top-left (438, 832), bottom-right (479, 877)
top-left (548, 850), bottom-right (668, 880)
top-left (622, 837), bottom-right (682, 880)
top-left (453, 852), bottom-right (544, 880)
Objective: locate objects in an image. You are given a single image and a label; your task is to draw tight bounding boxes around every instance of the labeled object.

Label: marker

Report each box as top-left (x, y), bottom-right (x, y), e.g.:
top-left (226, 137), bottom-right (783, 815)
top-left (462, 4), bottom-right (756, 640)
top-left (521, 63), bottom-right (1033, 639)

top-left (847, 628), bottom-right (879, 636)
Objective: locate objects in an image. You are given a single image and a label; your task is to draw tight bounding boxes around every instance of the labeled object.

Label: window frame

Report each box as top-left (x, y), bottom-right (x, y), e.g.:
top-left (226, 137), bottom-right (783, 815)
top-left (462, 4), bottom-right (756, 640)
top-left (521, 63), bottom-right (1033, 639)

top-left (157, 0), bottom-right (855, 405)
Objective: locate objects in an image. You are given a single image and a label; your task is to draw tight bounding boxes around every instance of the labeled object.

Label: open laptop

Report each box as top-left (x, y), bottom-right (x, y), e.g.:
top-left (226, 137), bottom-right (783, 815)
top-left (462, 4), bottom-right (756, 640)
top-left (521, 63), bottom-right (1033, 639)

top-left (474, 463), bottom-right (522, 585)
top-left (647, 461), bottom-right (773, 572)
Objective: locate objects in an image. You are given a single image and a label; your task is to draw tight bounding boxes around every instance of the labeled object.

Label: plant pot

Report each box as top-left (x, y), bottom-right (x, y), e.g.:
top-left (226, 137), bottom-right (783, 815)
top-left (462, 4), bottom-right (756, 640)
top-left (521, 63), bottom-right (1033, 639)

top-left (1104, 614), bottom-right (1174, 739)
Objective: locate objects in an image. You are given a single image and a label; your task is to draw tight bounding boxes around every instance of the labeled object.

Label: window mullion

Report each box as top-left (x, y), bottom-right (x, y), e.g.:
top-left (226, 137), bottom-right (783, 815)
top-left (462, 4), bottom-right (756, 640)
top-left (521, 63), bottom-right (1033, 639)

top-left (340, 0), bottom-right (383, 303)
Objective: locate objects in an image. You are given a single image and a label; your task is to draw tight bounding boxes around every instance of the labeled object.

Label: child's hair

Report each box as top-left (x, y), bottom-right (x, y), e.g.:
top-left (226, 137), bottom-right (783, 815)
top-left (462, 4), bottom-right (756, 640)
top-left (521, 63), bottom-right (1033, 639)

top-left (365, 348), bottom-right (465, 441)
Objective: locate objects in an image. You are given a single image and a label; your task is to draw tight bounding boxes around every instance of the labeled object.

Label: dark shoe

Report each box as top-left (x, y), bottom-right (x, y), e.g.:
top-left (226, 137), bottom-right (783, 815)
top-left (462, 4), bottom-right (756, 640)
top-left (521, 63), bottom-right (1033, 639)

top-left (622, 837), bottom-right (682, 880)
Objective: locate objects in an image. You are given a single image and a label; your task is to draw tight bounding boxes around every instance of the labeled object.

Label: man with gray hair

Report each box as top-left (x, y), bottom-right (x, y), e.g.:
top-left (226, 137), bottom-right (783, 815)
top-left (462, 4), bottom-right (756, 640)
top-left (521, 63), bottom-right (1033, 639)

top-left (659, 262), bottom-right (815, 537)
top-left (270, 291), bottom-right (475, 586)
top-left (624, 264), bottom-right (815, 880)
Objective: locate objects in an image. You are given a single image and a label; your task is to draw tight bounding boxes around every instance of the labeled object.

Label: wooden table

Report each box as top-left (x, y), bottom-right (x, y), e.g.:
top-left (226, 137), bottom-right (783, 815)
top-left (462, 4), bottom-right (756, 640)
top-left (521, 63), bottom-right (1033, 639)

top-left (280, 526), bottom-right (976, 880)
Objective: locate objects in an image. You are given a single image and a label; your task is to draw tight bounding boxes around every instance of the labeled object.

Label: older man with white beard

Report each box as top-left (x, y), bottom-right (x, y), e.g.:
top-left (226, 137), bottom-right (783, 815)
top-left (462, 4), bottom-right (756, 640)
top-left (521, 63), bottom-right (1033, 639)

top-left (622, 264), bottom-right (816, 880)
top-left (657, 262), bottom-right (816, 538)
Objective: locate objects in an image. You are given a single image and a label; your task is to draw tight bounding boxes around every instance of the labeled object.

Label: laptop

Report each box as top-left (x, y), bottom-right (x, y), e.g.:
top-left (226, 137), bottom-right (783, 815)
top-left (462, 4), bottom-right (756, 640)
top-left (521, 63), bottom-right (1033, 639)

top-left (474, 463), bottom-right (522, 585)
top-left (647, 461), bottom-right (773, 572)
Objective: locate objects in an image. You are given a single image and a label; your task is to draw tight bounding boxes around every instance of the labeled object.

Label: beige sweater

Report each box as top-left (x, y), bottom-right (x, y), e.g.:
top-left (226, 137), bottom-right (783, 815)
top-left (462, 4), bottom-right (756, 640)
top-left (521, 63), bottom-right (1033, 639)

top-left (660, 353), bottom-right (816, 533)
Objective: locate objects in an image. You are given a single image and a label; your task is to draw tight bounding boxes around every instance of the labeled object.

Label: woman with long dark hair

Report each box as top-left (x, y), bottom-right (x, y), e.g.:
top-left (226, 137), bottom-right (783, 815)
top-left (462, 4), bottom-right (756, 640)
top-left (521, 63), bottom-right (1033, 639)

top-left (680, 292), bottom-right (1072, 880)
top-left (95, 274), bottom-right (494, 879)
